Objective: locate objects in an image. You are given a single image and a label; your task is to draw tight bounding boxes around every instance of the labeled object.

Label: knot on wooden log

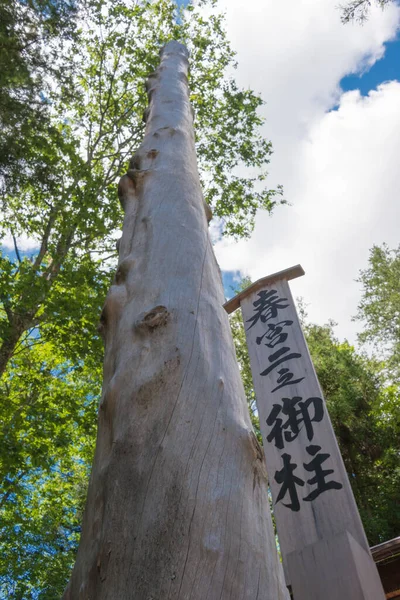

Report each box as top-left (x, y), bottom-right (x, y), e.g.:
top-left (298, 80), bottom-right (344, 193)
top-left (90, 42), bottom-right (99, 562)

top-left (179, 71), bottom-right (189, 85)
top-left (97, 286), bottom-right (127, 341)
top-left (204, 200), bottom-right (212, 223)
top-left (129, 150), bottom-right (141, 170)
top-left (250, 431), bottom-right (264, 462)
top-left (118, 167), bottom-right (150, 212)
top-left (145, 72), bottom-right (158, 103)
top-left (147, 149), bottom-right (158, 160)
top-left (126, 168), bottom-right (150, 183)
top-left (249, 431), bottom-right (268, 490)
top-left (118, 174), bottom-right (135, 212)
top-left (145, 72), bottom-right (158, 92)
top-left (143, 106), bottom-right (150, 123)
top-left (97, 311), bottom-right (107, 340)
top-left (115, 258), bottom-right (135, 285)
top-left (152, 126), bottom-right (177, 138)
top-left (136, 305), bottom-right (169, 331)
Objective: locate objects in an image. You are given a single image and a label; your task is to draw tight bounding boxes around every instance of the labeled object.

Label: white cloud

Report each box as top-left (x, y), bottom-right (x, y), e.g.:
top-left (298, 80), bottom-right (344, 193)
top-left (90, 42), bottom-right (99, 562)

top-left (1, 234), bottom-right (40, 253)
top-left (214, 0), bottom-right (400, 344)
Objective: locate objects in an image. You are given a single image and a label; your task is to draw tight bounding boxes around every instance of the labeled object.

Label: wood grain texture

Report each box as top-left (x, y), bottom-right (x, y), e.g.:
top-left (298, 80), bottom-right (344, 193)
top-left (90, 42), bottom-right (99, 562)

top-left (62, 42), bottom-right (289, 600)
top-left (240, 278), bottom-right (385, 599)
top-left (287, 531), bottom-right (386, 600)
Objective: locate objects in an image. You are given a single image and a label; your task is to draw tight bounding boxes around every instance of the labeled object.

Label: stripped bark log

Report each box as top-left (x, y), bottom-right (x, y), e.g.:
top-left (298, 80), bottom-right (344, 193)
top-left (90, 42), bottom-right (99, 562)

top-left (63, 41), bottom-right (288, 600)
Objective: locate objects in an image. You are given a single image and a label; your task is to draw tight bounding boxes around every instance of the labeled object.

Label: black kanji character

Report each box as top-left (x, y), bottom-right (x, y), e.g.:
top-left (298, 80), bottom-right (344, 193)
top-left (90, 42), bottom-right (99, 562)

top-left (271, 367), bottom-right (305, 393)
top-left (275, 453), bottom-right (304, 512)
top-left (256, 320), bottom-right (293, 347)
top-left (266, 396), bottom-right (324, 449)
top-left (260, 346), bottom-right (302, 377)
top-left (246, 289), bottom-right (289, 330)
top-left (303, 445), bottom-right (343, 502)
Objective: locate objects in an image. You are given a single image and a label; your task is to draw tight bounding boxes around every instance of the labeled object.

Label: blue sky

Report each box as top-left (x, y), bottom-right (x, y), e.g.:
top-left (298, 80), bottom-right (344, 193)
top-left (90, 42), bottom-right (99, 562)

top-left (222, 269), bottom-right (242, 299)
top-left (340, 33), bottom-right (400, 94)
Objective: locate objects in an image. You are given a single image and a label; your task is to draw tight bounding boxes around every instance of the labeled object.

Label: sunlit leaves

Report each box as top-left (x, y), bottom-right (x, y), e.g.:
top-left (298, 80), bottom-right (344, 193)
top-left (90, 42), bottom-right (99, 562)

top-left (356, 243), bottom-right (400, 378)
top-left (0, 343), bottom-right (99, 597)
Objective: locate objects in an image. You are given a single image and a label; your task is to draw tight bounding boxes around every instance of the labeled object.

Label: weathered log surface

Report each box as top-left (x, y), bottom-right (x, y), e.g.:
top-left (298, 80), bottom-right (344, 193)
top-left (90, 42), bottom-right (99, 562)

top-left (63, 41), bottom-right (288, 599)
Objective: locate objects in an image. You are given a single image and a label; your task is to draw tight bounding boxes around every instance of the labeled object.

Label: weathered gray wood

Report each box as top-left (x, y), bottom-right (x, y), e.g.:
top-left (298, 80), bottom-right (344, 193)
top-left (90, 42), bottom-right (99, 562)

top-left (62, 42), bottom-right (289, 600)
top-left (287, 531), bottom-right (385, 600)
top-left (239, 277), bottom-right (385, 600)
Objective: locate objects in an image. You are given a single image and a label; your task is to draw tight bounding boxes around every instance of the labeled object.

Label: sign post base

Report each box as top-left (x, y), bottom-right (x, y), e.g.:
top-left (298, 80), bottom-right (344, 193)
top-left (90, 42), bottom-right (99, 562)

top-left (287, 531), bottom-right (385, 600)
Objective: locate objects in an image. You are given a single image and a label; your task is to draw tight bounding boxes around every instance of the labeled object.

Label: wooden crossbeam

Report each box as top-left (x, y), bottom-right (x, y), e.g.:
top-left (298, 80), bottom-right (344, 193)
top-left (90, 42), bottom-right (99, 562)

top-left (223, 264), bottom-right (305, 314)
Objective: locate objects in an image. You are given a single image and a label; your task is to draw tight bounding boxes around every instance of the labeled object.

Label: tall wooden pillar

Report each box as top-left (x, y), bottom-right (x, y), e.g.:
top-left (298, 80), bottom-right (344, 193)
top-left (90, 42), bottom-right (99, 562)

top-left (225, 265), bottom-right (385, 600)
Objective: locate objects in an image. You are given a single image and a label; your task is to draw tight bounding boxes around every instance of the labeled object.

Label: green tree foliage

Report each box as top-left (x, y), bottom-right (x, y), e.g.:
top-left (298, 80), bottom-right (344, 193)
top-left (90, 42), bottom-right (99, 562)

top-left (230, 308), bottom-right (400, 546)
top-left (0, 0), bottom-right (79, 189)
top-left (0, 0), bottom-right (283, 596)
top-left (0, 344), bottom-right (100, 599)
top-left (356, 243), bottom-right (400, 378)
top-left (303, 320), bottom-right (400, 545)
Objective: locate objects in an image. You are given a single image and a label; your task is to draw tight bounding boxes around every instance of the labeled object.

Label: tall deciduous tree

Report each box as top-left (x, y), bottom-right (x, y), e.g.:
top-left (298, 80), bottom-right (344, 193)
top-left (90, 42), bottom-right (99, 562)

top-left (0, 0), bottom-right (80, 214)
top-left (355, 243), bottom-right (400, 378)
top-left (64, 40), bottom-right (288, 600)
top-left (304, 320), bottom-right (400, 545)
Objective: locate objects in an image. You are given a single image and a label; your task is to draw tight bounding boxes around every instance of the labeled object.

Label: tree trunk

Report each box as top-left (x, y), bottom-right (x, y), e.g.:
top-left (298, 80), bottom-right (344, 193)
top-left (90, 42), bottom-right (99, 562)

top-left (0, 325), bottom-right (25, 379)
top-left (63, 41), bottom-right (288, 600)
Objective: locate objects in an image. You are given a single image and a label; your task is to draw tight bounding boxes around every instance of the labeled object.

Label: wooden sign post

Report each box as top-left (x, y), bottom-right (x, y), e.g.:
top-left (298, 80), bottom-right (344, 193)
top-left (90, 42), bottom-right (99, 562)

top-left (224, 266), bottom-right (386, 600)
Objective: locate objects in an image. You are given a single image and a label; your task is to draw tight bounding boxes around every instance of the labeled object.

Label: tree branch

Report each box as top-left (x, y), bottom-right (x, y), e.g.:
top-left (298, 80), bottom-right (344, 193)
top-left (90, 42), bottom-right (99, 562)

top-left (10, 229), bottom-right (22, 263)
top-left (45, 228), bottom-right (75, 283)
top-left (33, 206), bottom-right (58, 270)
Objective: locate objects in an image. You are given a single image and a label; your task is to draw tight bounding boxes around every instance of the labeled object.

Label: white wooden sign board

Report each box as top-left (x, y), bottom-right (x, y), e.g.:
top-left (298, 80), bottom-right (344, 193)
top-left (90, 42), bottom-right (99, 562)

top-left (224, 266), bottom-right (385, 600)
